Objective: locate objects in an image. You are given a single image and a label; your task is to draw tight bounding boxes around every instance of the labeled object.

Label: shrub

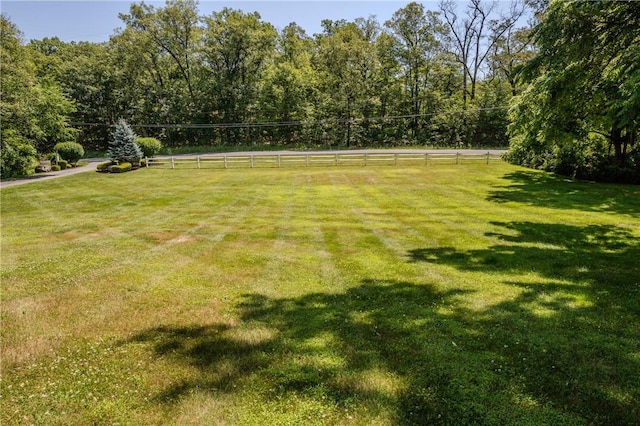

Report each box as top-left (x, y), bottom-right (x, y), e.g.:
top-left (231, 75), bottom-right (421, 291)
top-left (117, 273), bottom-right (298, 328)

top-left (109, 119), bottom-right (142, 164)
top-left (96, 161), bottom-right (113, 172)
top-left (111, 162), bottom-right (132, 173)
top-left (58, 159), bottom-right (69, 170)
top-left (53, 141), bottom-right (84, 164)
top-left (0, 130), bottom-right (38, 179)
top-left (51, 165), bottom-right (61, 171)
top-left (47, 152), bottom-right (60, 164)
top-left (136, 137), bottom-right (162, 158)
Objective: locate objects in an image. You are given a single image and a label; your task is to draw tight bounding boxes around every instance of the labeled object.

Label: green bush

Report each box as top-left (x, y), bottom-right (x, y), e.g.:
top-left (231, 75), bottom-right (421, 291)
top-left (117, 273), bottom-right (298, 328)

top-left (506, 132), bottom-right (640, 184)
top-left (111, 162), bottom-right (132, 173)
top-left (136, 137), bottom-right (162, 158)
top-left (58, 159), bottom-right (69, 170)
top-left (96, 161), bottom-right (113, 172)
top-left (51, 165), bottom-right (61, 171)
top-left (53, 141), bottom-right (84, 164)
top-left (0, 130), bottom-right (38, 179)
top-left (47, 152), bottom-right (60, 164)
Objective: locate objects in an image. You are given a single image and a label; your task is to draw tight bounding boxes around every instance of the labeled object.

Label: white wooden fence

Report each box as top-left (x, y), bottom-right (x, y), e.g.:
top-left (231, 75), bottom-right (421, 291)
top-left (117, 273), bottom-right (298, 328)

top-left (147, 152), bottom-right (503, 170)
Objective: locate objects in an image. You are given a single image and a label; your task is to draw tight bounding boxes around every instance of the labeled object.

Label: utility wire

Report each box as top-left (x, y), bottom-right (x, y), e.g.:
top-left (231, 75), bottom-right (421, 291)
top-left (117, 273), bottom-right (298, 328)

top-left (69, 106), bottom-right (508, 129)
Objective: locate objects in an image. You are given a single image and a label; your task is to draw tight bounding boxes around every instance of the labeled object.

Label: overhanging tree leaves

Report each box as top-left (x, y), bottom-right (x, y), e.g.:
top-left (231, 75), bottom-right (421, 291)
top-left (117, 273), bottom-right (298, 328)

top-left (507, 0), bottom-right (640, 182)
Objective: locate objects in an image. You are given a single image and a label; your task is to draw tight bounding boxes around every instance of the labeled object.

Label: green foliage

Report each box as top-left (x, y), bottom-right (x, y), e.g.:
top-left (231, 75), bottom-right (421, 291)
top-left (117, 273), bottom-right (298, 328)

top-left (507, 0), bottom-right (640, 183)
top-left (0, 129), bottom-right (39, 178)
top-left (202, 7), bottom-right (278, 143)
top-left (28, 79), bottom-right (78, 152)
top-left (135, 137), bottom-right (162, 157)
top-left (47, 152), bottom-right (60, 164)
top-left (1, 16), bottom-right (77, 153)
top-left (50, 164), bottom-right (61, 171)
top-left (108, 119), bottom-right (142, 164)
top-left (96, 161), bottom-right (114, 172)
top-left (16, 1), bottom-right (535, 149)
top-left (53, 141), bottom-right (84, 163)
top-left (111, 162), bottom-right (132, 173)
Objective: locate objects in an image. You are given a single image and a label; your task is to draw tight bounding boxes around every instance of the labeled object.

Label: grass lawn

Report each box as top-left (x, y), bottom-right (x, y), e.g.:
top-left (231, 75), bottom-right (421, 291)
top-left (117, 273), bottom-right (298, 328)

top-left (1, 162), bottom-right (639, 425)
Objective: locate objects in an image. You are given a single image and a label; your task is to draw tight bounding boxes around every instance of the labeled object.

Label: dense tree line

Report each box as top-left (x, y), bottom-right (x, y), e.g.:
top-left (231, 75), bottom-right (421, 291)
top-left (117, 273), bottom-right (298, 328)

top-left (2, 0), bottom-right (638, 182)
top-left (2, 1), bottom-right (529, 152)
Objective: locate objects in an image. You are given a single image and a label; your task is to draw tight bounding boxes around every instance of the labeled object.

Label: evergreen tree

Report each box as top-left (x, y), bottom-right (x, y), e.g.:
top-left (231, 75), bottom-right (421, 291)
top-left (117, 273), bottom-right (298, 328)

top-left (109, 118), bottom-right (142, 163)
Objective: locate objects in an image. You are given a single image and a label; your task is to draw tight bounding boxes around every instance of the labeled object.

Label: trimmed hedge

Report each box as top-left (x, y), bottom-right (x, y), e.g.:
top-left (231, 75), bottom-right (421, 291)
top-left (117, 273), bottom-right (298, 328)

top-left (53, 141), bottom-right (84, 164)
top-left (136, 137), bottom-right (162, 158)
top-left (58, 159), bottom-right (69, 170)
top-left (96, 161), bottom-right (113, 172)
top-left (111, 162), bottom-right (132, 173)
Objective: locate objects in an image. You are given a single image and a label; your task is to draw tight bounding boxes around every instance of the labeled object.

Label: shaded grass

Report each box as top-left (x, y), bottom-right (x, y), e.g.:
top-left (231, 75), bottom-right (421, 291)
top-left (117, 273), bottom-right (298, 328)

top-left (1, 164), bottom-right (639, 425)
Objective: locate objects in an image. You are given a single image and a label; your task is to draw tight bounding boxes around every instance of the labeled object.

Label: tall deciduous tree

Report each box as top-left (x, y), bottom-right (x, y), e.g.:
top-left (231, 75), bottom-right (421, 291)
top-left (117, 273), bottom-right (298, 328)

top-left (386, 3), bottom-right (444, 106)
top-left (258, 23), bottom-right (316, 144)
top-left (30, 39), bottom-right (120, 150)
top-left (1, 15), bottom-right (76, 153)
top-left (440, 0), bottom-right (525, 108)
top-left (489, 26), bottom-right (534, 96)
top-left (202, 8), bottom-right (277, 143)
top-left (385, 2), bottom-right (447, 139)
top-left (315, 20), bottom-right (378, 146)
top-left (119, 0), bottom-right (200, 101)
top-left (507, 0), bottom-right (640, 182)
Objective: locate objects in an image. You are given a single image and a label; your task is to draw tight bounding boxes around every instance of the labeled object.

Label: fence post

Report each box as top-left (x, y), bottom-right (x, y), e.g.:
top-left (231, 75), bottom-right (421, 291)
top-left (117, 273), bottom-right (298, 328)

top-left (278, 155), bottom-right (281, 168)
top-left (334, 153), bottom-right (338, 166)
top-left (365, 153), bottom-right (368, 166)
top-left (425, 153), bottom-right (428, 166)
top-left (306, 154), bottom-right (309, 167)
top-left (197, 156), bottom-right (201, 169)
top-left (456, 152), bottom-right (459, 165)
top-left (145, 156), bottom-right (148, 168)
top-left (394, 153), bottom-right (398, 166)
top-left (171, 156), bottom-right (175, 169)
top-left (486, 152), bottom-right (490, 164)
top-left (224, 155), bottom-right (227, 169)
top-left (250, 155), bottom-right (254, 168)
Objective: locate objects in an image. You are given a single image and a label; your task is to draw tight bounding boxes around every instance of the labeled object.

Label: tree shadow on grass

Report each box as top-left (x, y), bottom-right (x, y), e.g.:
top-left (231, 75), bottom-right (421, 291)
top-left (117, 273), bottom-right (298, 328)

top-left (406, 221), bottom-right (640, 423)
top-left (125, 231), bottom-right (640, 425)
top-left (409, 221), bottom-right (640, 313)
top-left (488, 170), bottom-right (640, 216)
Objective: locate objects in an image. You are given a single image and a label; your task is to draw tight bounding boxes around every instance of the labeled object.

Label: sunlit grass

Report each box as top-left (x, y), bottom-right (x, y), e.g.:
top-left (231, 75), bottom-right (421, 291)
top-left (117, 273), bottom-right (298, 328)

top-left (2, 163), bottom-right (639, 425)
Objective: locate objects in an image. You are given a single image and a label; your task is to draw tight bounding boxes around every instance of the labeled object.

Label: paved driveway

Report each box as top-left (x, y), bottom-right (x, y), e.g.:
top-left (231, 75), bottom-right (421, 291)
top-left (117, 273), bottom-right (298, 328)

top-left (0, 161), bottom-right (101, 189)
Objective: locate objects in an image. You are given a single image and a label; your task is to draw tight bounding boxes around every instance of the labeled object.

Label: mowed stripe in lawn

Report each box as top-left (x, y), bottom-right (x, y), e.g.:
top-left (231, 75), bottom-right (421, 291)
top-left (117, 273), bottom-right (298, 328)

top-left (2, 163), bottom-right (639, 425)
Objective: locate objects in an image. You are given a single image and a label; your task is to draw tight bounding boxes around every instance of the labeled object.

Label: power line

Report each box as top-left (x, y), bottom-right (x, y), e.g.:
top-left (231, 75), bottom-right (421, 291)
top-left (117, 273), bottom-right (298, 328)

top-left (69, 106), bottom-right (509, 129)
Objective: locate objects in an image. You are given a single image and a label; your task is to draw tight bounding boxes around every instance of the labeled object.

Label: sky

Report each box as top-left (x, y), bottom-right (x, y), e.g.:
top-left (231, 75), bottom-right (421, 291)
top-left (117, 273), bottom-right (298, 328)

top-left (1, 0), bottom-right (443, 43)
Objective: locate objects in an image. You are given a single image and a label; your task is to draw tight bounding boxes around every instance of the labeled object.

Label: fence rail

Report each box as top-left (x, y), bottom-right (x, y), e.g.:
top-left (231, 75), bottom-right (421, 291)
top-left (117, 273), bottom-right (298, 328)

top-left (148, 152), bottom-right (504, 170)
